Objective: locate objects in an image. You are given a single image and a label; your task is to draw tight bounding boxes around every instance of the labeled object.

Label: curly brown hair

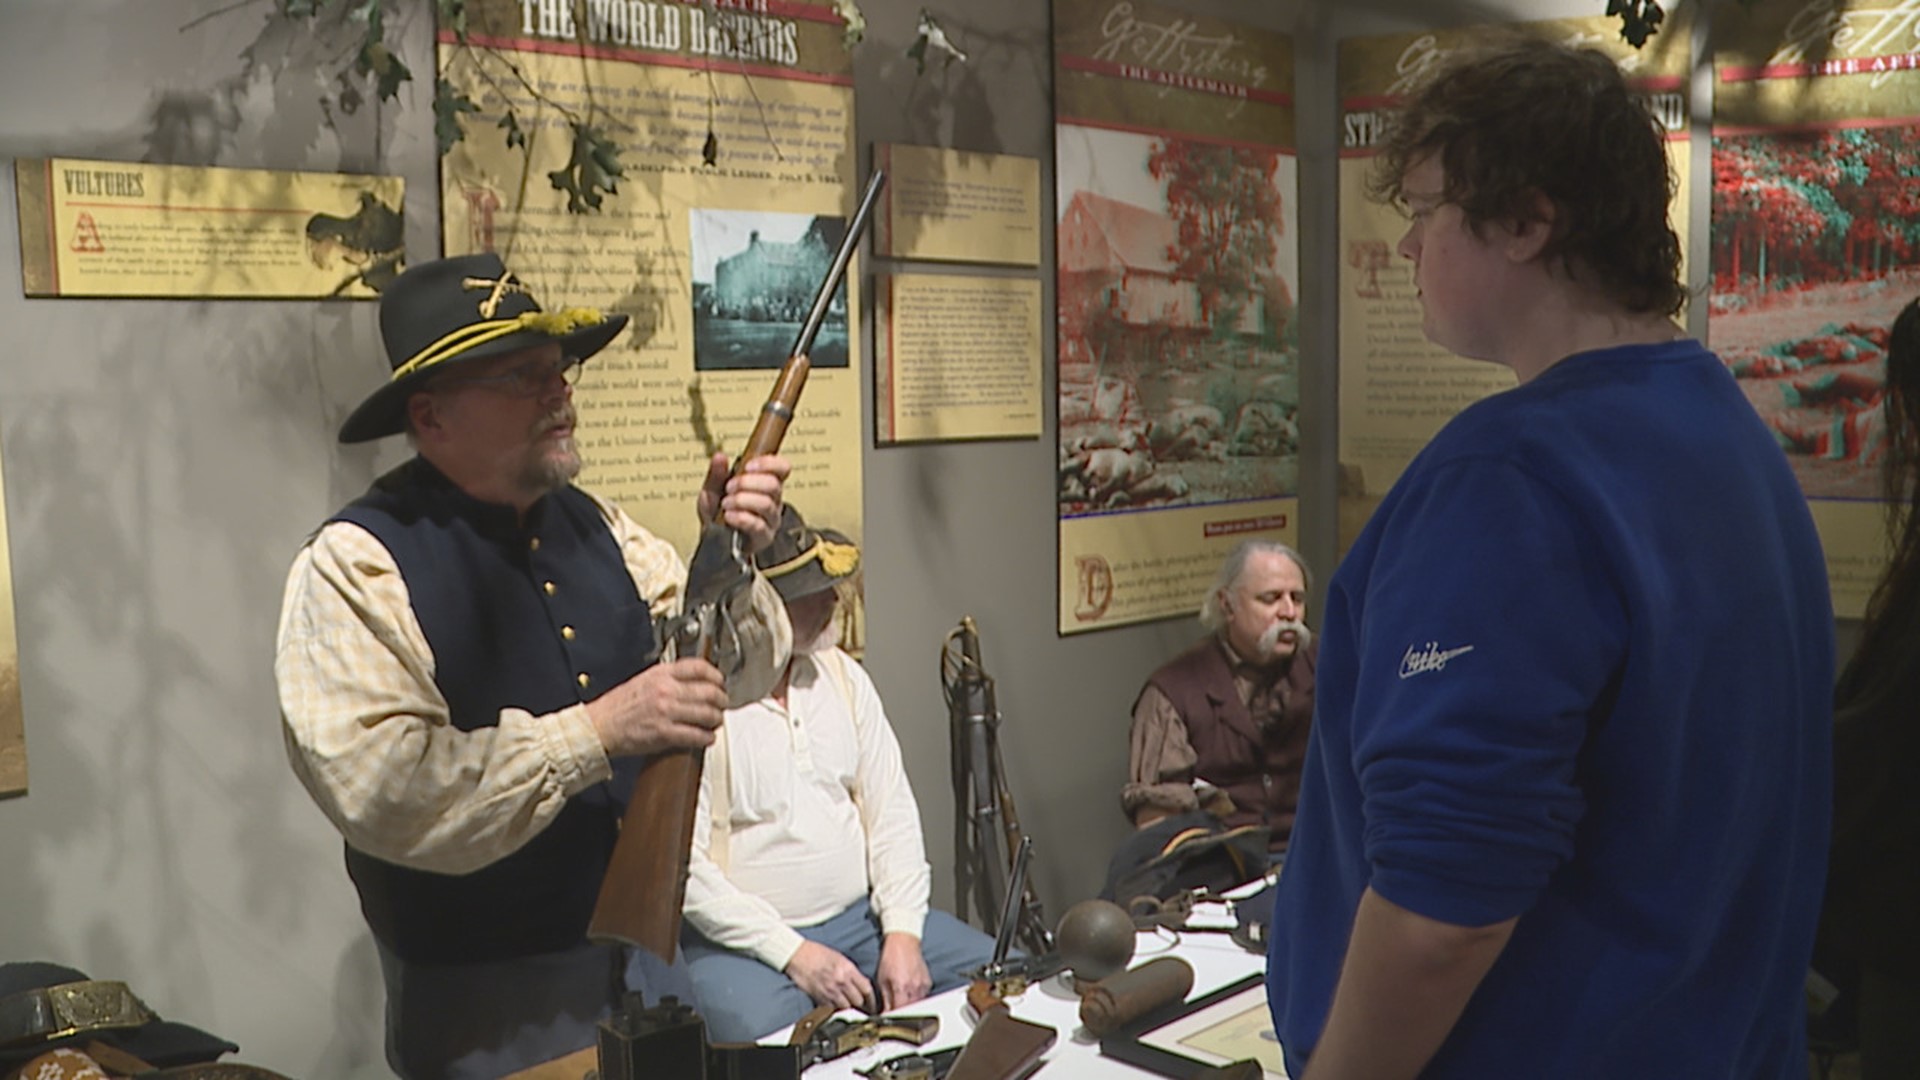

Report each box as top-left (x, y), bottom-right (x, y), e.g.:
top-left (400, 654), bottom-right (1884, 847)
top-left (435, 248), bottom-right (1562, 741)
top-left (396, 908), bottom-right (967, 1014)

top-left (1368, 35), bottom-right (1684, 317)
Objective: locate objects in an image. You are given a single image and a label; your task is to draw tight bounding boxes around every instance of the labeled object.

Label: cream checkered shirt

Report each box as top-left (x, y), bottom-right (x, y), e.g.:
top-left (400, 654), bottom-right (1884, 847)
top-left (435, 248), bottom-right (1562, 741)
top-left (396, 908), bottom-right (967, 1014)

top-left (275, 488), bottom-right (790, 875)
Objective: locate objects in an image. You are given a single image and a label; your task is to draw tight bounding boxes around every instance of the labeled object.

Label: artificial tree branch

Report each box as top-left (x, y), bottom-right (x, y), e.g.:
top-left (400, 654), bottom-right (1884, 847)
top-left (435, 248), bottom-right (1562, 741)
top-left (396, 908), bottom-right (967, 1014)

top-left (1607, 0), bottom-right (1665, 48)
top-left (435, 31), bottom-right (627, 212)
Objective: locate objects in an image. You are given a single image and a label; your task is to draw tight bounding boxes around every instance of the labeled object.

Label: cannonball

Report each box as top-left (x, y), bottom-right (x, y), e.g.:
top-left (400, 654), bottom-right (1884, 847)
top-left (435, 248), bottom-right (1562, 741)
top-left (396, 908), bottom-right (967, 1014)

top-left (1055, 898), bottom-right (1136, 982)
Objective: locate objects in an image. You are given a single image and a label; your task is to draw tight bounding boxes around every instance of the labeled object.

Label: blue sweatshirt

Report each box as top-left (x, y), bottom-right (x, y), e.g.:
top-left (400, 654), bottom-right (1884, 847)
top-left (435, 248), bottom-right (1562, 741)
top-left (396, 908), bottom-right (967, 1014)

top-left (1269, 340), bottom-right (1833, 1078)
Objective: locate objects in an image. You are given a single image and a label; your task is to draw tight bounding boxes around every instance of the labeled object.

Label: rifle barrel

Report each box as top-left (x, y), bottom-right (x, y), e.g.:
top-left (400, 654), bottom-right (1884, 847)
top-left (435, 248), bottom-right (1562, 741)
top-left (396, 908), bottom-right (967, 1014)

top-left (790, 170), bottom-right (888, 361)
top-left (734, 169), bottom-right (887, 468)
top-left (586, 170), bottom-right (889, 960)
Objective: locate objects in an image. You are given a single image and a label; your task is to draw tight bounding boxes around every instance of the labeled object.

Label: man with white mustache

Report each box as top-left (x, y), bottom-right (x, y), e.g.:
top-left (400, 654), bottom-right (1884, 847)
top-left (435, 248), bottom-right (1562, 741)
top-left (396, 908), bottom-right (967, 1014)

top-left (275, 254), bottom-right (793, 1079)
top-left (680, 506), bottom-right (995, 1041)
top-left (1124, 539), bottom-right (1317, 859)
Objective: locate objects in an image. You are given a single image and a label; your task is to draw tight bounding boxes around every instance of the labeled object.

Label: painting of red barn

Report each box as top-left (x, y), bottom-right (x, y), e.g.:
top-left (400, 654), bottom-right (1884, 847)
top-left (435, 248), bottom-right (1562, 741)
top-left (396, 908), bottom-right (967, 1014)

top-left (1056, 124), bottom-right (1300, 518)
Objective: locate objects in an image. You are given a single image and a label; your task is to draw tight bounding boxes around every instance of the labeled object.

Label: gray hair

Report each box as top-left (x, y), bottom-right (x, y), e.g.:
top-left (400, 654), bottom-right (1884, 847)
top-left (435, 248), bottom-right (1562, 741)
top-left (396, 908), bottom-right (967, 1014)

top-left (1198, 539), bottom-right (1312, 631)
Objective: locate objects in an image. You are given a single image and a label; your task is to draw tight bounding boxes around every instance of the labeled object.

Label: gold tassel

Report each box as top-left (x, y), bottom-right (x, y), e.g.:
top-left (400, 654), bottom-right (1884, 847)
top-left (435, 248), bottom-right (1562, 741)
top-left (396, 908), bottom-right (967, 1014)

top-left (817, 539), bottom-right (860, 576)
top-left (518, 307), bottom-right (606, 336)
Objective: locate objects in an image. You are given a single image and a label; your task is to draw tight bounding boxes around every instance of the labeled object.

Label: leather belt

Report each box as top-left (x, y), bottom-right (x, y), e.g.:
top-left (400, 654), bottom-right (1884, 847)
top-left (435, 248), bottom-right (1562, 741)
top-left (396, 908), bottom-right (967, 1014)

top-left (0, 982), bottom-right (155, 1049)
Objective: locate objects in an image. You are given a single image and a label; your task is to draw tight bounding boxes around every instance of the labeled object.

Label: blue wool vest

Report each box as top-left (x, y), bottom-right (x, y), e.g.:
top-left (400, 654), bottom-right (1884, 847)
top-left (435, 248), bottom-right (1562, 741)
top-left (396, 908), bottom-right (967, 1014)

top-left (333, 458), bottom-right (656, 965)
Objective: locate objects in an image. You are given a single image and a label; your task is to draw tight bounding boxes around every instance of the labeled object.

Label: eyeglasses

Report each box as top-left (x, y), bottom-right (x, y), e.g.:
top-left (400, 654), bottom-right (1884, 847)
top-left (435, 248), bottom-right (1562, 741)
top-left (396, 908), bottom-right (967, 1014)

top-left (436, 355), bottom-right (584, 397)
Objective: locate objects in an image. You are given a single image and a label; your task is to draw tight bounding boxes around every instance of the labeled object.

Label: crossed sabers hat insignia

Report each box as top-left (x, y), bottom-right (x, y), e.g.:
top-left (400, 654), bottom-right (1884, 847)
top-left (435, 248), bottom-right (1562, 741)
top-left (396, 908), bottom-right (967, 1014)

top-left (337, 252), bottom-right (628, 443)
top-left (462, 274), bottom-right (534, 319)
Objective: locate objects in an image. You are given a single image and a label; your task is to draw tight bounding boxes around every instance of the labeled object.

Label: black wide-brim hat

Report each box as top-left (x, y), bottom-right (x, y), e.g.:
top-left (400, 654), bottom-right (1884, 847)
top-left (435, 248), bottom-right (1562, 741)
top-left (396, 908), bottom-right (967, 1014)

top-left (755, 504), bottom-right (860, 603)
top-left (0, 962), bottom-right (239, 1069)
top-left (337, 252), bottom-right (629, 443)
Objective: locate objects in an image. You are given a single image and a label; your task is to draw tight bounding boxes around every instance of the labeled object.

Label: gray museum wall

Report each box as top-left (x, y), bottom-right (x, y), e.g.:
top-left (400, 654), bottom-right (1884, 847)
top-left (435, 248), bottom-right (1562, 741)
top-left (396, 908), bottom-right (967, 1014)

top-left (0, 0), bottom-right (1846, 1076)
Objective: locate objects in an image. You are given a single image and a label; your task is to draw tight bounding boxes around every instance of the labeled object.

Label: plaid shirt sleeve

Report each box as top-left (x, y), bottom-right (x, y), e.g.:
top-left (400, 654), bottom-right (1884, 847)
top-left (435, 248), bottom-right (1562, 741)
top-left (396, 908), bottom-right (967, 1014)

top-left (276, 503), bottom-right (789, 875)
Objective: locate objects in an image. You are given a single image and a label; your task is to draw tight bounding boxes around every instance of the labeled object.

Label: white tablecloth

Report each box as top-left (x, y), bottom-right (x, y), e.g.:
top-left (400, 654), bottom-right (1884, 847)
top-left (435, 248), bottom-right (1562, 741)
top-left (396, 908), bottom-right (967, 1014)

top-left (769, 915), bottom-right (1274, 1078)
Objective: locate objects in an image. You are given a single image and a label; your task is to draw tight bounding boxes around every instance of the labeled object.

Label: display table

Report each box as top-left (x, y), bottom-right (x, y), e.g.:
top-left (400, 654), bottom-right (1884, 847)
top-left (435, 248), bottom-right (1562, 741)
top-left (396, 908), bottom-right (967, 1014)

top-left (506, 898), bottom-right (1283, 1078)
top-left (777, 924), bottom-right (1272, 1079)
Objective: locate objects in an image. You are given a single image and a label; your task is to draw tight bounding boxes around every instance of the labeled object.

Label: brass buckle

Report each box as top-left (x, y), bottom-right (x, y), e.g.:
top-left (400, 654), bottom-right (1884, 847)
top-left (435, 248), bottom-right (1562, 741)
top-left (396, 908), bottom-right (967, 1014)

top-left (44, 982), bottom-right (154, 1040)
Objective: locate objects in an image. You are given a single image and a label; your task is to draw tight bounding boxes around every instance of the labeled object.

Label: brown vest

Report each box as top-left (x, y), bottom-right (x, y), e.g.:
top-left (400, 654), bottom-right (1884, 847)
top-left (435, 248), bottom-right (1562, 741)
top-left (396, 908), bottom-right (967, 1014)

top-left (1143, 636), bottom-right (1317, 850)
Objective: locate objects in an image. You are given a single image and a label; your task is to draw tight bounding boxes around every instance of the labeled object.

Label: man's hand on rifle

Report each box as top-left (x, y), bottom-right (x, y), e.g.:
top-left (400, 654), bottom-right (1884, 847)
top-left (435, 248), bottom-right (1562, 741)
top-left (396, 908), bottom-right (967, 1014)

top-left (876, 932), bottom-right (932, 1012)
top-left (697, 452), bottom-right (790, 554)
top-left (585, 658), bottom-right (729, 756)
top-left (786, 940), bottom-right (878, 1014)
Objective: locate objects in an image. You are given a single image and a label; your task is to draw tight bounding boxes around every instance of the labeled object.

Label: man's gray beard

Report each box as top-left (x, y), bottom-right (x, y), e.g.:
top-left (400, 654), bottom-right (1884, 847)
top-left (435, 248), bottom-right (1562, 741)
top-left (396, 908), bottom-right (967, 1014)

top-left (1256, 618), bottom-right (1312, 661)
top-left (794, 619), bottom-right (841, 655)
top-left (522, 413), bottom-right (582, 493)
top-left (524, 441), bottom-right (581, 492)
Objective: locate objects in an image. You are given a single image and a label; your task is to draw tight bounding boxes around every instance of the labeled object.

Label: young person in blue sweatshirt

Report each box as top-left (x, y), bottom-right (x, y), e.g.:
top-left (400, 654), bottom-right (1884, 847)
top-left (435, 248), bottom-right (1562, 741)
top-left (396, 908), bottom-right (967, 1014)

top-left (1267, 36), bottom-right (1834, 1079)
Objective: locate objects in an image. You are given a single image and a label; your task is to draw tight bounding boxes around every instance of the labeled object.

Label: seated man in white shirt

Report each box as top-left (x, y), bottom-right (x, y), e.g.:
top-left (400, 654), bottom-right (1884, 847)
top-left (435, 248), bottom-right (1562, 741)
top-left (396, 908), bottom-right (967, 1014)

top-left (682, 505), bottom-right (998, 1042)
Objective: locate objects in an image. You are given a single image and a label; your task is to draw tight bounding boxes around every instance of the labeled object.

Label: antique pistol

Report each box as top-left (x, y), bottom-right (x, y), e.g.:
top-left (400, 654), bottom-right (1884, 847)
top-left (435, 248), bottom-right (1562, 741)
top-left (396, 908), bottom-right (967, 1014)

top-left (593, 994), bottom-right (935, 1080)
top-left (967, 952), bottom-right (1067, 1006)
top-left (789, 1004), bottom-right (941, 1068)
top-left (963, 837), bottom-right (1067, 1004)
top-left (942, 837), bottom-right (1059, 1080)
top-left (858, 1046), bottom-right (964, 1080)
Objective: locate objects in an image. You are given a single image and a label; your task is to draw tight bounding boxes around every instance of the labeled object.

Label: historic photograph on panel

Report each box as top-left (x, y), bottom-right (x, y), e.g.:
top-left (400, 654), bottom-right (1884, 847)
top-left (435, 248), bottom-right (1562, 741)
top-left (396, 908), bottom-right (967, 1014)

top-left (1055, 125), bottom-right (1300, 515)
top-left (690, 207), bottom-right (851, 371)
top-left (1711, 124), bottom-right (1920, 500)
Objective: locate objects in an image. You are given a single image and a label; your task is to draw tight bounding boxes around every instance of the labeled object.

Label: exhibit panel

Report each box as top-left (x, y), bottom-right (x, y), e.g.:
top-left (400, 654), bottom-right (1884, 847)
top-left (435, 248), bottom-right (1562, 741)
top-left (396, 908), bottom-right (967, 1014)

top-left (1053, 0), bottom-right (1302, 635)
top-left (1709, 0), bottom-right (1920, 617)
top-left (438, 0), bottom-right (868, 575)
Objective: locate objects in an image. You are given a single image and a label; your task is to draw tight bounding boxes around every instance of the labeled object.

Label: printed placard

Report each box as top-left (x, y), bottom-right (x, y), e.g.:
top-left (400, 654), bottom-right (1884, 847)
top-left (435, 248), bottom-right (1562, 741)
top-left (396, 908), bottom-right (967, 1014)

top-left (873, 144), bottom-right (1041, 265)
top-left (1053, 0), bottom-right (1300, 635)
top-left (15, 158), bottom-right (403, 299)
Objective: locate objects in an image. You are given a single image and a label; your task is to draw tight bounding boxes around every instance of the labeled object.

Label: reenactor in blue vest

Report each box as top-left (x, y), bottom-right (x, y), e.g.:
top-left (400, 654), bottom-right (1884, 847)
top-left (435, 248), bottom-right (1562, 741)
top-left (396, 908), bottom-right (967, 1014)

top-left (275, 253), bottom-right (793, 1079)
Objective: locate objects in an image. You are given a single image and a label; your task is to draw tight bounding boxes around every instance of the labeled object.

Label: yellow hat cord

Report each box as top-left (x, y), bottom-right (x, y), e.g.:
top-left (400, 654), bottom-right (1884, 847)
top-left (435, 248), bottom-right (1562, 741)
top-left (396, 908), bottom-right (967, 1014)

top-left (763, 537), bottom-right (860, 580)
top-left (389, 307), bottom-right (608, 383)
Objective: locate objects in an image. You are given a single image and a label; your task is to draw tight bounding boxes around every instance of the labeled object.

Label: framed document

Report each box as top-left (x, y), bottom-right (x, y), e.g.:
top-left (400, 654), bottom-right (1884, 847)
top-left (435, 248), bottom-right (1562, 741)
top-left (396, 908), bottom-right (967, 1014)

top-left (1099, 972), bottom-right (1289, 1078)
top-left (871, 143), bottom-right (1040, 265)
top-left (873, 272), bottom-right (1043, 444)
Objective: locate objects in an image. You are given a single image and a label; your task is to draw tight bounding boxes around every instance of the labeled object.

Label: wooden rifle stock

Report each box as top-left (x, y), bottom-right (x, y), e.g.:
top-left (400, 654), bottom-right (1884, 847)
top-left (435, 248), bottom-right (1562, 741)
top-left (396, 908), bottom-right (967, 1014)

top-left (588, 171), bottom-right (888, 960)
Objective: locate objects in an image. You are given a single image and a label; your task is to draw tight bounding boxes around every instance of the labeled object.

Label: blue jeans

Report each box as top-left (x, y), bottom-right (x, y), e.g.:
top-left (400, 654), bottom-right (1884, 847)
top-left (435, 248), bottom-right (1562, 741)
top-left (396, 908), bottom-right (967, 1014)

top-left (681, 898), bottom-right (997, 1042)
